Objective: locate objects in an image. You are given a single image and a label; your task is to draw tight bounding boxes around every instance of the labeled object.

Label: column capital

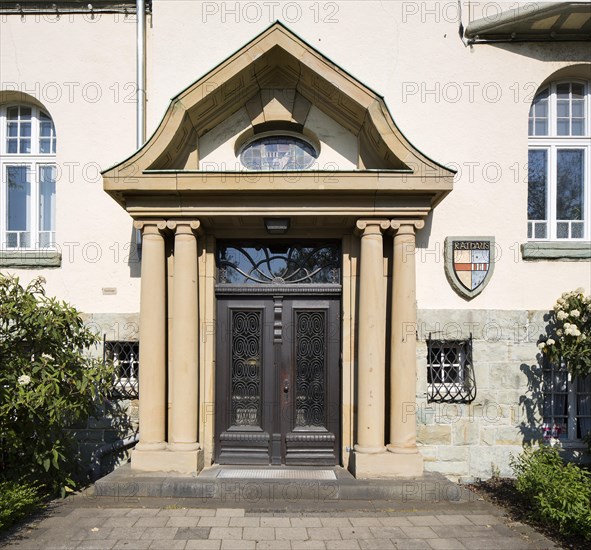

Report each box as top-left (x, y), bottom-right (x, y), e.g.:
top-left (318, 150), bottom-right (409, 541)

top-left (390, 219), bottom-right (425, 235)
top-left (355, 219), bottom-right (390, 236)
top-left (166, 219), bottom-right (202, 234)
top-left (133, 219), bottom-right (167, 233)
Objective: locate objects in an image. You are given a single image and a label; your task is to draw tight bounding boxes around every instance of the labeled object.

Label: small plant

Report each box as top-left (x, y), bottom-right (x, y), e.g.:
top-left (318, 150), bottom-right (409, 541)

top-left (538, 288), bottom-right (591, 377)
top-left (511, 445), bottom-right (591, 539)
top-left (0, 481), bottom-right (42, 531)
top-left (0, 275), bottom-right (114, 496)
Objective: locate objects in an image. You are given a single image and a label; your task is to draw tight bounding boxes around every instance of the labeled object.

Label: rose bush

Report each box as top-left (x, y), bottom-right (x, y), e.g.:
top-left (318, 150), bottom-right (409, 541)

top-left (0, 275), bottom-right (113, 496)
top-left (538, 288), bottom-right (591, 377)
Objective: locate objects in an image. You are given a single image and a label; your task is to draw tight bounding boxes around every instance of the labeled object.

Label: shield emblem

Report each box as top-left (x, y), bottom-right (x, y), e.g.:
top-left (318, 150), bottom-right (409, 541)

top-left (445, 237), bottom-right (495, 299)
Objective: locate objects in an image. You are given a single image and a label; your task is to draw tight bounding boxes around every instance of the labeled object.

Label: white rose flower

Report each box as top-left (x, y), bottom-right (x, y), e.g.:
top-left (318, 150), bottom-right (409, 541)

top-left (575, 287), bottom-right (585, 294)
top-left (556, 329), bottom-right (563, 336)
top-left (557, 311), bottom-right (568, 320)
top-left (17, 374), bottom-right (31, 386)
top-left (570, 310), bottom-right (580, 318)
top-left (572, 328), bottom-right (581, 337)
top-left (537, 342), bottom-right (546, 350)
top-left (546, 338), bottom-right (555, 346)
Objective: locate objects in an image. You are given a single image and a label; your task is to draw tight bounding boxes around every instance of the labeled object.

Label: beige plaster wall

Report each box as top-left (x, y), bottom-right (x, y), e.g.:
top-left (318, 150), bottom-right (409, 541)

top-left (0, 13), bottom-right (139, 313)
top-left (1, 2), bottom-right (589, 315)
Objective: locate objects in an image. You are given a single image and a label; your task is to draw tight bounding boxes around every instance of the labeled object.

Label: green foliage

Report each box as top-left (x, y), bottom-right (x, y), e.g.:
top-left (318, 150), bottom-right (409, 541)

top-left (0, 275), bottom-right (114, 496)
top-left (0, 481), bottom-right (42, 531)
top-left (511, 445), bottom-right (591, 539)
top-left (538, 288), bottom-right (591, 377)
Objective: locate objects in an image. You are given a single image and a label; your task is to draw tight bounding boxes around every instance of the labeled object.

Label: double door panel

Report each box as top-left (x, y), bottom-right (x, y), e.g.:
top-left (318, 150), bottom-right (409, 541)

top-left (215, 295), bottom-right (340, 465)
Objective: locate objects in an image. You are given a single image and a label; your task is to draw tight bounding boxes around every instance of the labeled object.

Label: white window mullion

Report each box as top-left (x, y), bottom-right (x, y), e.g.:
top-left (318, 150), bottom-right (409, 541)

top-left (548, 145), bottom-right (557, 240)
top-left (0, 165), bottom-right (5, 249)
top-left (585, 146), bottom-right (590, 241)
top-left (32, 163), bottom-right (39, 249)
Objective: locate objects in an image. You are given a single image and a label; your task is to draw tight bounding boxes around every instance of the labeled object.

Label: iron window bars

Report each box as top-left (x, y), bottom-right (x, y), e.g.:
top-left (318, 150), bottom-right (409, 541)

top-left (427, 334), bottom-right (476, 403)
top-left (103, 336), bottom-right (139, 399)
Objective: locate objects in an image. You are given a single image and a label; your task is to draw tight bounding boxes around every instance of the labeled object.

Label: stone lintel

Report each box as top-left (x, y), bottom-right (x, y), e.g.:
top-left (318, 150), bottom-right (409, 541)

top-left (521, 241), bottom-right (591, 261)
top-left (351, 450), bottom-right (424, 479)
top-left (131, 448), bottom-right (204, 474)
top-left (0, 250), bottom-right (62, 268)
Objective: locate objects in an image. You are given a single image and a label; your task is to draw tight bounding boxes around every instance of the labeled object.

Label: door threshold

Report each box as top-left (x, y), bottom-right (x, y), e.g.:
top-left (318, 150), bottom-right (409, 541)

top-left (199, 464), bottom-right (352, 480)
top-left (218, 469), bottom-right (336, 480)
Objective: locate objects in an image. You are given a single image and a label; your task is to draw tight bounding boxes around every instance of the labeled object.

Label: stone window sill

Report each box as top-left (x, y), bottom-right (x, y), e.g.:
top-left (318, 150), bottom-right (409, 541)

top-left (0, 250), bottom-right (62, 268)
top-left (521, 241), bottom-right (591, 261)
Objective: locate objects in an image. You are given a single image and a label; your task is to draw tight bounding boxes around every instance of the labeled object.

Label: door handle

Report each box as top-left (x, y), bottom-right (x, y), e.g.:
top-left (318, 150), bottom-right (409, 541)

top-left (283, 381), bottom-right (289, 393)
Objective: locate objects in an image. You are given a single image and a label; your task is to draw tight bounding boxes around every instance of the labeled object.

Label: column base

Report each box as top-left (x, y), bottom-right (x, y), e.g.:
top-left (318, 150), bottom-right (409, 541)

top-left (351, 450), bottom-right (424, 479)
top-left (131, 448), bottom-right (204, 474)
top-left (354, 444), bottom-right (386, 454)
top-left (134, 442), bottom-right (167, 452)
top-left (168, 442), bottom-right (200, 452)
top-left (387, 444), bottom-right (419, 454)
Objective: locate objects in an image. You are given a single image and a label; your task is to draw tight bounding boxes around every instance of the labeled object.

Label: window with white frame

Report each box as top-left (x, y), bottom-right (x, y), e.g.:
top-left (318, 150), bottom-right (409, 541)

top-left (528, 81), bottom-right (590, 241)
top-left (542, 360), bottom-right (591, 442)
top-left (0, 105), bottom-right (57, 250)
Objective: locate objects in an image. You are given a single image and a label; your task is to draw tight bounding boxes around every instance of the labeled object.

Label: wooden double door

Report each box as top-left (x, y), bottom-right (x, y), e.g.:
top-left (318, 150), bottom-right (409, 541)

top-left (215, 295), bottom-right (340, 465)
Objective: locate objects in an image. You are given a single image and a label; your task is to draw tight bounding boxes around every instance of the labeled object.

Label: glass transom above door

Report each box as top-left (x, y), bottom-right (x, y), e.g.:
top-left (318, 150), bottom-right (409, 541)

top-left (217, 243), bottom-right (340, 285)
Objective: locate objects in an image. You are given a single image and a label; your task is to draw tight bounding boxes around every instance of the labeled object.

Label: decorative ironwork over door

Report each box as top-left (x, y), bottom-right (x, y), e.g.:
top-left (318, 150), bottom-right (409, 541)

top-left (215, 242), bottom-right (341, 466)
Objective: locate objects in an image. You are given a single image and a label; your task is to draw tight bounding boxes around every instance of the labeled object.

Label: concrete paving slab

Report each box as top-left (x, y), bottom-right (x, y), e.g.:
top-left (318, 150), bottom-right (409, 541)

top-left (0, 483), bottom-right (558, 550)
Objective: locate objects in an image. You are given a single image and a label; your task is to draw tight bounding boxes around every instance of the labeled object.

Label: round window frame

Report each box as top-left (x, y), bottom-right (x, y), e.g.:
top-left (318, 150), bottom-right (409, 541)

top-left (237, 131), bottom-right (320, 171)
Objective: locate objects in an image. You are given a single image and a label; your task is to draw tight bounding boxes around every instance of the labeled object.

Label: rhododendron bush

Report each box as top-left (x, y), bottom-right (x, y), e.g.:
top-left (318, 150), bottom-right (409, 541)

top-left (538, 289), bottom-right (591, 377)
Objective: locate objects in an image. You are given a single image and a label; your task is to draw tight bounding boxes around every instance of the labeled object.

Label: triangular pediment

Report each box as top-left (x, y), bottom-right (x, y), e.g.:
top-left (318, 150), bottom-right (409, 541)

top-left (103, 22), bottom-right (454, 216)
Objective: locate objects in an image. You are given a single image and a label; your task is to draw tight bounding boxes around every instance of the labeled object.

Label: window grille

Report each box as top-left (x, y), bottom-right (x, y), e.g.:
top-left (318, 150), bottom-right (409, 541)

top-left (103, 336), bottom-right (139, 399)
top-left (427, 335), bottom-right (476, 403)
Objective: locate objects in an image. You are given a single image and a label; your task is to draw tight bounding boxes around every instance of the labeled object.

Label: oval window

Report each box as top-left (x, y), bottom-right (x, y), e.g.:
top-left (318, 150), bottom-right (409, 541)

top-left (240, 136), bottom-right (317, 170)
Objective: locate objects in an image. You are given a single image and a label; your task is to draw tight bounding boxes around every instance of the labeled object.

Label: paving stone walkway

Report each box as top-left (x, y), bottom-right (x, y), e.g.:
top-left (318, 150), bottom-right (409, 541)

top-left (1, 502), bottom-right (559, 550)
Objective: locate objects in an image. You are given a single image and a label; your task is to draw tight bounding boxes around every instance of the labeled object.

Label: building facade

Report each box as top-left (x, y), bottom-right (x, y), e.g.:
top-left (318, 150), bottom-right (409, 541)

top-left (1, 1), bottom-right (590, 481)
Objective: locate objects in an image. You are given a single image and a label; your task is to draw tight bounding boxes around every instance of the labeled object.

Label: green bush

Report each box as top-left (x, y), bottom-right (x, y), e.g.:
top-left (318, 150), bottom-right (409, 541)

top-left (511, 445), bottom-right (591, 539)
top-left (0, 481), bottom-right (42, 531)
top-left (0, 275), bottom-right (114, 496)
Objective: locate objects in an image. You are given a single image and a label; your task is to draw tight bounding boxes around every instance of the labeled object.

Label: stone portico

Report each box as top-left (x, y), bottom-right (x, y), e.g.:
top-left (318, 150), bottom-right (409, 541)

top-left (102, 22), bottom-right (454, 478)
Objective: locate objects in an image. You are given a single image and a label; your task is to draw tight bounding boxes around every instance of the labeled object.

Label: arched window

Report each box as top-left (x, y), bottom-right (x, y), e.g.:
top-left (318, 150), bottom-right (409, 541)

top-left (0, 104), bottom-right (56, 249)
top-left (239, 134), bottom-right (318, 171)
top-left (528, 81), bottom-right (589, 241)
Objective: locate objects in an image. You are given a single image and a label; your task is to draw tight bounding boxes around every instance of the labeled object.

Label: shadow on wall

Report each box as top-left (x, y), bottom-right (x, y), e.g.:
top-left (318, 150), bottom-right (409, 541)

top-left (518, 361), bottom-right (544, 445)
top-left (518, 310), bottom-right (553, 445)
top-left (69, 398), bottom-right (138, 481)
top-left (128, 224), bottom-right (141, 278)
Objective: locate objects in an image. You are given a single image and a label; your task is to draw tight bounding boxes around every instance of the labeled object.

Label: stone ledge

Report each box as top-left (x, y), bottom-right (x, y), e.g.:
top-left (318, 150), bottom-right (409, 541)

top-left (521, 241), bottom-right (591, 261)
top-left (0, 250), bottom-right (62, 268)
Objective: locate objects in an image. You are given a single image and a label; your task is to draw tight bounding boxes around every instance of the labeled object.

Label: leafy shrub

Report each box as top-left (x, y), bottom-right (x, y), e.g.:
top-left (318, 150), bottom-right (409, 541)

top-left (511, 445), bottom-right (591, 539)
top-left (0, 481), bottom-right (42, 531)
top-left (0, 275), bottom-right (114, 496)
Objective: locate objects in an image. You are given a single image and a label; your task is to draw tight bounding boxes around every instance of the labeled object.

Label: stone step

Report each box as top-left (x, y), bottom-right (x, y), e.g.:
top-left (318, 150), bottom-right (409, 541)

top-left (93, 464), bottom-right (474, 505)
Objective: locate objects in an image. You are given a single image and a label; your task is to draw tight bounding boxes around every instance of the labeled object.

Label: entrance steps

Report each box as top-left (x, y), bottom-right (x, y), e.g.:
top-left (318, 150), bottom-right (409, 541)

top-left (92, 464), bottom-right (475, 507)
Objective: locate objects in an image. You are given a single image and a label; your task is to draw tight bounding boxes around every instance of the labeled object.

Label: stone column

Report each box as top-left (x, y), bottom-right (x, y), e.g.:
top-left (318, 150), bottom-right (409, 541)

top-left (168, 220), bottom-right (201, 452)
top-left (133, 220), bottom-right (167, 453)
top-left (388, 220), bottom-right (424, 459)
top-left (354, 219), bottom-right (390, 454)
